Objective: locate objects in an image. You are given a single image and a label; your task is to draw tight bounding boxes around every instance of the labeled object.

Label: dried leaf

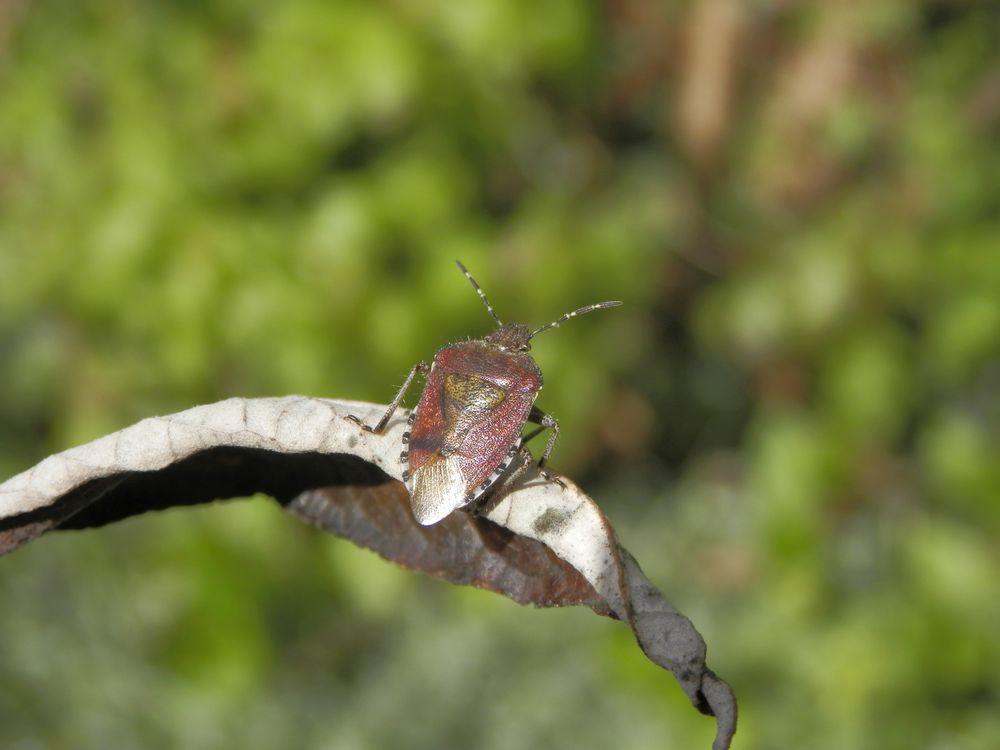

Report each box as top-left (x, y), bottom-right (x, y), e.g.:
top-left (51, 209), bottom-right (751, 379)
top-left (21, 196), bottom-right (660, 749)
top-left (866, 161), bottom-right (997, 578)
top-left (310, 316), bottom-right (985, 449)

top-left (0, 396), bottom-right (737, 749)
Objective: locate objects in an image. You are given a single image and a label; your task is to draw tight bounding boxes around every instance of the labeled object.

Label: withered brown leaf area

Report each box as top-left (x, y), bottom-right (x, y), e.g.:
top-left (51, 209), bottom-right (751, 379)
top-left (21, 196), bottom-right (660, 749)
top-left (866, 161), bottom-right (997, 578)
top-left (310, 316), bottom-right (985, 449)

top-left (0, 396), bottom-right (737, 750)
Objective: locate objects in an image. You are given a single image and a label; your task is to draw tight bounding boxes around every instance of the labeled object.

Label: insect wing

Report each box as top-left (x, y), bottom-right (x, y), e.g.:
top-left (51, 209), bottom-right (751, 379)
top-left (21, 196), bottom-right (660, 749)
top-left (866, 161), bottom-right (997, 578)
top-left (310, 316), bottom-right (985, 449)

top-left (409, 454), bottom-right (468, 525)
top-left (455, 390), bottom-right (534, 489)
top-left (406, 365), bottom-right (449, 473)
top-left (405, 343), bottom-right (542, 525)
top-left (408, 389), bottom-right (534, 525)
top-left (405, 365), bottom-right (459, 524)
top-left (405, 358), bottom-right (535, 524)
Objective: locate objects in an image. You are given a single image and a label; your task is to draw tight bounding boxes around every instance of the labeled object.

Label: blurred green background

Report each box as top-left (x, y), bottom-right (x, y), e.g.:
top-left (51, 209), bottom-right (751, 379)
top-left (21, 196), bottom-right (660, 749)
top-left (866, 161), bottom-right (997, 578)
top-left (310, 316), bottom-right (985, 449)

top-left (1, 1), bottom-right (998, 748)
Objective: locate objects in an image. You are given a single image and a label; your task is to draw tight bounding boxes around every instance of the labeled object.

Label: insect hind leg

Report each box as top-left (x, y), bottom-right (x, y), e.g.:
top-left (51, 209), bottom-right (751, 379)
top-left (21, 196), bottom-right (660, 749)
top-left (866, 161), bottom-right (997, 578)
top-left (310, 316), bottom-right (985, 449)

top-left (469, 405), bottom-right (567, 519)
top-left (346, 361), bottom-right (429, 434)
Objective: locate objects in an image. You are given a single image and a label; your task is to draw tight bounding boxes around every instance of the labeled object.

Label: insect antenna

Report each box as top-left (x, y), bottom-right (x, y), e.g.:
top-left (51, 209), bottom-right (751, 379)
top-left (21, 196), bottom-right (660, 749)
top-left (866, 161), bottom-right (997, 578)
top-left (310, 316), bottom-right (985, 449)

top-left (456, 260), bottom-right (503, 327)
top-left (529, 300), bottom-right (622, 340)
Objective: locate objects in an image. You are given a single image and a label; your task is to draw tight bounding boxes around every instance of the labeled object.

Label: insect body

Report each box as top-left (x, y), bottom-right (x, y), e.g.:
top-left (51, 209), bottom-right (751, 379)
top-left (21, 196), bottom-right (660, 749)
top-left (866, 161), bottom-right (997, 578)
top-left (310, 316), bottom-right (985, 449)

top-left (350, 261), bottom-right (621, 525)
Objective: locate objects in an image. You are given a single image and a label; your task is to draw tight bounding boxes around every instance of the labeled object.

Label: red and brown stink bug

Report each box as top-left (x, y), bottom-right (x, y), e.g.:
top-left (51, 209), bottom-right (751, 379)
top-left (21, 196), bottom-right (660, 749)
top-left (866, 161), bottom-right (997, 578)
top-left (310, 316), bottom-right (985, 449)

top-left (349, 261), bottom-right (621, 525)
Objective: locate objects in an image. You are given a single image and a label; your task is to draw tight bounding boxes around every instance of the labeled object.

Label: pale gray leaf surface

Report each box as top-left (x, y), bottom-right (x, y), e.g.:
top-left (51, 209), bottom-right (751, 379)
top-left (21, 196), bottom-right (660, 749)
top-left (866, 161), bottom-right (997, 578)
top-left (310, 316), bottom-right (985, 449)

top-left (0, 396), bottom-right (736, 749)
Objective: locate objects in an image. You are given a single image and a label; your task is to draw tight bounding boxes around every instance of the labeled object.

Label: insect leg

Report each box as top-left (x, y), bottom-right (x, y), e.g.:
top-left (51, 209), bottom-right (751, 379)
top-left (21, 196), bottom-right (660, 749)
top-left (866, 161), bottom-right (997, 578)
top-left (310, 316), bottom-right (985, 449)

top-left (490, 443), bottom-right (564, 499)
top-left (521, 424), bottom-right (545, 445)
top-left (526, 405), bottom-right (560, 470)
top-left (346, 361), bottom-right (429, 434)
top-left (473, 406), bottom-right (566, 516)
top-left (523, 406), bottom-right (564, 487)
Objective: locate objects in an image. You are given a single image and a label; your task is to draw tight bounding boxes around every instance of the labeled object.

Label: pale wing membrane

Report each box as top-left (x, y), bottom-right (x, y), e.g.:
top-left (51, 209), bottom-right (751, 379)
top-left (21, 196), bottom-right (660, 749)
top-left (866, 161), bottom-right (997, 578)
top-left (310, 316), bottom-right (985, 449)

top-left (409, 455), bottom-right (468, 525)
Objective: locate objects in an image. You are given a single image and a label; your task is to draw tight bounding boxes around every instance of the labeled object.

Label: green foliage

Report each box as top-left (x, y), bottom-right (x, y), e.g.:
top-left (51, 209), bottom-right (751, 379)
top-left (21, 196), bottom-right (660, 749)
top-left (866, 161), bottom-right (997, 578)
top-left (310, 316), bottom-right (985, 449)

top-left (1, 1), bottom-right (997, 748)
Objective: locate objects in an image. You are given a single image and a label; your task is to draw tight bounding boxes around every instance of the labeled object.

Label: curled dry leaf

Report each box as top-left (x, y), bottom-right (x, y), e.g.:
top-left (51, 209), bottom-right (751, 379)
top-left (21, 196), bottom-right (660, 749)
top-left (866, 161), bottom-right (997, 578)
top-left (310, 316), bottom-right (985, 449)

top-left (0, 396), bottom-right (737, 749)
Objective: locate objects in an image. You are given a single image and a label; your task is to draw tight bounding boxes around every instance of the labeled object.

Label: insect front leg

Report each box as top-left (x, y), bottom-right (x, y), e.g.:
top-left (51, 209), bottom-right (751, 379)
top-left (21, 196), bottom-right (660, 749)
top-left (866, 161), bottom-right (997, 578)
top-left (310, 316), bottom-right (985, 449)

top-left (516, 405), bottom-right (564, 487)
top-left (347, 361), bottom-right (429, 434)
top-left (526, 405), bottom-right (560, 472)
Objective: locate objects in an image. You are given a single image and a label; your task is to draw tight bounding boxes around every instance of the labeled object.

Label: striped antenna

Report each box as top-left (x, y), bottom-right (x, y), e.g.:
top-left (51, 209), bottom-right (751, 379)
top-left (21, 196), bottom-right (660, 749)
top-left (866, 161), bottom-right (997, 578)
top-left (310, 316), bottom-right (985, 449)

top-left (529, 300), bottom-right (622, 340)
top-left (456, 260), bottom-right (503, 327)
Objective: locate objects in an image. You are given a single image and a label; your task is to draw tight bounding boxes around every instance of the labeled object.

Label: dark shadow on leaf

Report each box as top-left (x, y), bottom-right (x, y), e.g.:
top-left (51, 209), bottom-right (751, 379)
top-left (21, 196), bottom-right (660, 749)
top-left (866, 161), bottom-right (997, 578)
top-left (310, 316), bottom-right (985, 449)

top-left (0, 449), bottom-right (386, 553)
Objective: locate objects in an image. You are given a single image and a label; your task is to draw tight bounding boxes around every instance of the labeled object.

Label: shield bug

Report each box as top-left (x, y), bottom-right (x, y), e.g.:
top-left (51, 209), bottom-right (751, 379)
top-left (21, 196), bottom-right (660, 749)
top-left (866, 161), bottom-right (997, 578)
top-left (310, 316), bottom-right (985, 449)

top-left (349, 261), bottom-right (621, 525)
